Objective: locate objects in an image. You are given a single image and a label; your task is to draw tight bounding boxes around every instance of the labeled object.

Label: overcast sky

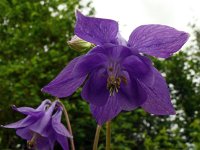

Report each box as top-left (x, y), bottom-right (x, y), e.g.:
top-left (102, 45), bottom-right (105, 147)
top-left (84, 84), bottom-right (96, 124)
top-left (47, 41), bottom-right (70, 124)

top-left (90, 0), bottom-right (200, 44)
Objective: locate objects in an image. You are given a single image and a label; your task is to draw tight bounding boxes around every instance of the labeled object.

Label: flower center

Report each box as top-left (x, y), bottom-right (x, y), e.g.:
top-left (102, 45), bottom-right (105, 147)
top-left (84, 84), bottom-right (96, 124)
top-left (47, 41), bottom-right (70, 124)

top-left (106, 63), bottom-right (128, 96)
top-left (106, 62), bottom-right (127, 96)
top-left (107, 75), bottom-right (121, 96)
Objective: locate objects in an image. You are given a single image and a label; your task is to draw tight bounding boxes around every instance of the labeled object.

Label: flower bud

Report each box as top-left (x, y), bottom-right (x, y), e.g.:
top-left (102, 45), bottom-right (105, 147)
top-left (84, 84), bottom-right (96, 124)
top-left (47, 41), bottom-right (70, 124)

top-left (67, 35), bottom-right (94, 52)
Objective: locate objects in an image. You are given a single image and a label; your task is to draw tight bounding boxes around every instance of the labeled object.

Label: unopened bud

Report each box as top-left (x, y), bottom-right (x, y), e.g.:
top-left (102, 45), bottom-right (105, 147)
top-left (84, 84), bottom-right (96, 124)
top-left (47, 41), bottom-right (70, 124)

top-left (67, 35), bottom-right (94, 52)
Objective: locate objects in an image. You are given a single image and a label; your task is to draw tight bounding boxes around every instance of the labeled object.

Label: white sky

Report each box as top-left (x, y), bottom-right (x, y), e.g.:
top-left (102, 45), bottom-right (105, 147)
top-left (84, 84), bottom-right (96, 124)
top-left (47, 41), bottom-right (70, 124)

top-left (89, 0), bottom-right (200, 45)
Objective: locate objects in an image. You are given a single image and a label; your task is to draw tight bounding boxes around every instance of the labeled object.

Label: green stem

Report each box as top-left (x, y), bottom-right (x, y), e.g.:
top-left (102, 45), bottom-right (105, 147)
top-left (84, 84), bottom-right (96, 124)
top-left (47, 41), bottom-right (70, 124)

top-left (93, 125), bottom-right (101, 150)
top-left (106, 121), bottom-right (111, 150)
top-left (58, 100), bottom-right (75, 150)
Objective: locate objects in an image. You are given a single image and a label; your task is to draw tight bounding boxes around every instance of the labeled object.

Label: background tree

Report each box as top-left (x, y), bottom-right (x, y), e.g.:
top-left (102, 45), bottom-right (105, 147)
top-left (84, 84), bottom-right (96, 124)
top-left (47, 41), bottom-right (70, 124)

top-left (0, 0), bottom-right (94, 149)
top-left (0, 0), bottom-right (200, 149)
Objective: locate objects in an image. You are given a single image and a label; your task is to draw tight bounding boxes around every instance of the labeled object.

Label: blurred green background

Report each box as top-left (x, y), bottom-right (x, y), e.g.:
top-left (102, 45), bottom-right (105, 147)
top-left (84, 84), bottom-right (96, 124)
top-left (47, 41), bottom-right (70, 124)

top-left (0, 0), bottom-right (200, 150)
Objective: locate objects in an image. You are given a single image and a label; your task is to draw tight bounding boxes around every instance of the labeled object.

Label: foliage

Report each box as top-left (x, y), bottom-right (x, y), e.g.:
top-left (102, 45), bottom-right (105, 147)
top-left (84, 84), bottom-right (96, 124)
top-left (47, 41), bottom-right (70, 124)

top-left (0, 0), bottom-right (94, 149)
top-left (0, 0), bottom-right (200, 149)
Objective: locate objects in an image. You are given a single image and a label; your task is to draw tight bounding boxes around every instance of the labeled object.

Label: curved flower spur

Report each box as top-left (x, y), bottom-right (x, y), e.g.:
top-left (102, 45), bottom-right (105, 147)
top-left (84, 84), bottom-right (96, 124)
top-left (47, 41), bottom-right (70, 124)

top-left (42, 11), bottom-right (189, 125)
top-left (2, 100), bottom-right (72, 150)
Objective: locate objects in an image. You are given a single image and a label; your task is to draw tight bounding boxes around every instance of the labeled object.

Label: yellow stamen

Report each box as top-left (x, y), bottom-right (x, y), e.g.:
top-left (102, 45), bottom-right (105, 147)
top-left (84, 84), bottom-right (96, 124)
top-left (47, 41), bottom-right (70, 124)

top-left (27, 133), bottom-right (38, 149)
top-left (107, 76), bottom-right (121, 96)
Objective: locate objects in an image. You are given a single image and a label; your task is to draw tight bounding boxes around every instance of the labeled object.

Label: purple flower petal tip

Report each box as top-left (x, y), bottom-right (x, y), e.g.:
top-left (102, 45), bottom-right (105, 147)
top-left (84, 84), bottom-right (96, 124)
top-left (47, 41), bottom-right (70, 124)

top-left (90, 95), bottom-right (122, 125)
top-left (42, 56), bottom-right (87, 98)
top-left (75, 10), bottom-right (118, 45)
top-left (128, 24), bottom-right (189, 58)
top-left (140, 68), bottom-right (176, 115)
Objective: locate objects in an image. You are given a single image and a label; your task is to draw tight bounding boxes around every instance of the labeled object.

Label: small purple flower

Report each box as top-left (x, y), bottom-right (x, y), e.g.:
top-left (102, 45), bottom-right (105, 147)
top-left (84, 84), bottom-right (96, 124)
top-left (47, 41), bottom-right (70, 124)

top-left (2, 100), bottom-right (72, 150)
top-left (42, 11), bottom-right (189, 125)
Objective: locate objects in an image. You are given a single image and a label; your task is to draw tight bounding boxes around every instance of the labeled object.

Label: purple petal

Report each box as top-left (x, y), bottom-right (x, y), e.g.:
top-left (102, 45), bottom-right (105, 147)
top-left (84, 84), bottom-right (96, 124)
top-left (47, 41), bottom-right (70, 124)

top-left (42, 56), bottom-right (87, 98)
top-left (81, 68), bottom-right (109, 106)
top-left (128, 24), bottom-right (189, 58)
top-left (75, 11), bottom-right (118, 45)
top-left (36, 136), bottom-right (52, 150)
top-left (16, 128), bottom-right (32, 140)
top-left (106, 46), bottom-right (134, 61)
top-left (141, 68), bottom-right (175, 115)
top-left (52, 109), bottom-right (72, 138)
top-left (122, 55), bottom-right (154, 86)
top-left (42, 76), bottom-right (86, 98)
top-left (2, 116), bottom-right (37, 129)
top-left (73, 53), bottom-right (107, 77)
top-left (89, 45), bottom-right (112, 55)
top-left (118, 71), bottom-right (147, 111)
top-left (48, 133), bottom-right (56, 150)
top-left (90, 95), bottom-right (122, 125)
top-left (36, 99), bottom-right (52, 111)
top-left (89, 45), bottom-right (134, 60)
top-left (56, 134), bottom-right (69, 150)
top-left (12, 99), bottom-right (50, 116)
top-left (12, 106), bottom-right (43, 117)
top-left (29, 101), bottom-right (57, 137)
top-left (2, 100), bottom-right (50, 129)
top-left (43, 56), bottom-right (81, 85)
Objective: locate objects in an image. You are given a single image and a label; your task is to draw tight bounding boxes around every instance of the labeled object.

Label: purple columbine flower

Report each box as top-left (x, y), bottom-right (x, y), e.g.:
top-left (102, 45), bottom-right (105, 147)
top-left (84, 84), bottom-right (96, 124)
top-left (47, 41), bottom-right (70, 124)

top-left (2, 100), bottom-right (72, 150)
top-left (42, 11), bottom-right (189, 125)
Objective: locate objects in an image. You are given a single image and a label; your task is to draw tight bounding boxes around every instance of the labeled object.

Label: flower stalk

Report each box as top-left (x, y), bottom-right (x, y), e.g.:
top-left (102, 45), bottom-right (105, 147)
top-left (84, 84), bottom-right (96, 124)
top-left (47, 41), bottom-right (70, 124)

top-left (93, 125), bottom-right (101, 150)
top-left (58, 99), bottom-right (75, 150)
top-left (106, 121), bottom-right (111, 150)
